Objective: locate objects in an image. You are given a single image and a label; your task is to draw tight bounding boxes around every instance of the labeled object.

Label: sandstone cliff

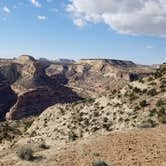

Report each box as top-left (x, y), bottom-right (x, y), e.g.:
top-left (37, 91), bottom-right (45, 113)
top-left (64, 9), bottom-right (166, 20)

top-left (0, 55), bottom-right (81, 120)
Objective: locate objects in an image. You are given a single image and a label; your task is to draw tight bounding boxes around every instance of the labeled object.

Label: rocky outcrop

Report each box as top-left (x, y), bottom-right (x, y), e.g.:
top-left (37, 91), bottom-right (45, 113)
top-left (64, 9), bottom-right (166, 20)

top-left (6, 86), bottom-right (81, 120)
top-left (0, 56), bottom-right (154, 120)
top-left (46, 59), bottom-right (153, 97)
top-left (79, 59), bottom-right (136, 68)
top-left (0, 55), bottom-right (82, 121)
top-left (0, 63), bottom-right (20, 84)
top-left (0, 86), bottom-right (17, 120)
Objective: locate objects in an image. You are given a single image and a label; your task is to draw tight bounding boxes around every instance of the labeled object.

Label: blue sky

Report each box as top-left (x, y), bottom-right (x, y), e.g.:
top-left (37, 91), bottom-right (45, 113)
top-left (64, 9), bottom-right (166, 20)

top-left (0, 0), bottom-right (166, 65)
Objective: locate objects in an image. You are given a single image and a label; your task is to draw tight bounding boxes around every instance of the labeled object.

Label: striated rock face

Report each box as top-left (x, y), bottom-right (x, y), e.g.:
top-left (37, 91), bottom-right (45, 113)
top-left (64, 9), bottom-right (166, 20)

top-left (46, 59), bottom-right (153, 97)
top-left (0, 55), bottom-right (82, 121)
top-left (0, 63), bottom-right (20, 84)
top-left (6, 86), bottom-right (81, 120)
top-left (0, 56), bottom-right (155, 120)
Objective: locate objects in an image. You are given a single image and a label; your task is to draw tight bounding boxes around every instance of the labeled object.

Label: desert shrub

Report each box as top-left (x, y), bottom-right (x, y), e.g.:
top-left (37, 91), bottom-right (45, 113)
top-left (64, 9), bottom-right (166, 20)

top-left (158, 107), bottom-right (166, 124)
top-left (158, 114), bottom-right (166, 123)
top-left (129, 92), bottom-right (138, 101)
top-left (24, 120), bottom-right (34, 131)
top-left (112, 89), bottom-right (117, 94)
top-left (158, 107), bottom-right (165, 115)
top-left (128, 85), bottom-right (133, 89)
top-left (147, 88), bottom-right (157, 96)
top-left (148, 82), bottom-right (157, 86)
top-left (92, 161), bottom-right (109, 166)
top-left (153, 67), bottom-right (166, 78)
top-left (148, 76), bottom-right (154, 82)
top-left (17, 146), bottom-right (34, 161)
top-left (68, 131), bottom-right (77, 141)
top-left (94, 111), bottom-right (100, 117)
top-left (139, 78), bottom-right (144, 83)
top-left (84, 118), bottom-right (90, 126)
top-left (142, 89), bottom-right (147, 94)
top-left (133, 87), bottom-right (141, 93)
top-left (118, 117), bottom-right (123, 122)
top-left (103, 117), bottom-right (108, 123)
top-left (117, 94), bottom-right (121, 98)
top-left (149, 108), bottom-right (157, 116)
top-left (161, 79), bottom-right (166, 84)
top-left (103, 123), bottom-right (112, 131)
top-left (100, 106), bottom-right (104, 110)
top-left (114, 103), bottom-right (121, 107)
top-left (156, 99), bottom-right (164, 107)
top-left (139, 100), bottom-right (148, 107)
top-left (139, 119), bottom-right (156, 128)
top-left (160, 87), bottom-right (166, 92)
top-left (107, 103), bottom-right (112, 106)
top-left (0, 122), bottom-right (21, 141)
top-left (134, 106), bottom-right (140, 111)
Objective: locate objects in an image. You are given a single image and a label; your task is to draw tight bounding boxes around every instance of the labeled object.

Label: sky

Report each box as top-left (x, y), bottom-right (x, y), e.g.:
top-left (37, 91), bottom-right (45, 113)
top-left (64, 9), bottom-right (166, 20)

top-left (0, 0), bottom-right (166, 64)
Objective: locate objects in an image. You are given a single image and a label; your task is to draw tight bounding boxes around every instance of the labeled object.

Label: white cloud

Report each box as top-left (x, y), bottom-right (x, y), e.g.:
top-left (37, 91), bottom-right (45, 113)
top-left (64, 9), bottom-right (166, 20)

top-left (3, 6), bottom-right (10, 14)
top-left (73, 18), bottom-right (86, 27)
top-left (31, 0), bottom-right (41, 7)
top-left (37, 15), bottom-right (47, 20)
top-left (66, 0), bottom-right (166, 37)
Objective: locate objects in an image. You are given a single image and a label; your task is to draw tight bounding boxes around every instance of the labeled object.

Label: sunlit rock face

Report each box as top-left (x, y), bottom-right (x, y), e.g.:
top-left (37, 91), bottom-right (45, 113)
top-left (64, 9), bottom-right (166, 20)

top-left (0, 55), bottom-right (81, 121)
top-left (46, 59), bottom-right (152, 97)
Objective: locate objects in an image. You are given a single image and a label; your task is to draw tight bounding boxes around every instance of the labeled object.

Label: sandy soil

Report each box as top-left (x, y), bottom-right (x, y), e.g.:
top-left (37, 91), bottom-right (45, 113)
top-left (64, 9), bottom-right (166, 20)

top-left (1, 125), bottom-right (166, 166)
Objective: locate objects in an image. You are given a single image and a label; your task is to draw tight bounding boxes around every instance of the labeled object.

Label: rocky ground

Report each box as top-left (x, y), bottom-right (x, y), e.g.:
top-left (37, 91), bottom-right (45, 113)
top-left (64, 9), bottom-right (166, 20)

top-left (0, 125), bottom-right (166, 166)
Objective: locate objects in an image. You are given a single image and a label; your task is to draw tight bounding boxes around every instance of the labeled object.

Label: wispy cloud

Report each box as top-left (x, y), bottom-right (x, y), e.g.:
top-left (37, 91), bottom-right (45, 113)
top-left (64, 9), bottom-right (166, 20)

top-left (37, 15), bottom-right (47, 20)
top-left (73, 19), bottom-right (86, 28)
top-left (3, 6), bottom-right (10, 14)
top-left (31, 0), bottom-right (41, 8)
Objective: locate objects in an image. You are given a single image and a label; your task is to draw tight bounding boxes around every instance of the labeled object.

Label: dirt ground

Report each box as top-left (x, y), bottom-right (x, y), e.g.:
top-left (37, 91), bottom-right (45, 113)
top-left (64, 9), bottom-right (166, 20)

top-left (1, 125), bottom-right (166, 166)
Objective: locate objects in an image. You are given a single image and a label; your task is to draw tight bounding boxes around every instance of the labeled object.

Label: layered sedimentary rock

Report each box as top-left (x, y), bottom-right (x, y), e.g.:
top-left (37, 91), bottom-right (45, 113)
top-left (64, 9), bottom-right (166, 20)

top-left (6, 86), bottom-right (80, 120)
top-left (0, 56), bottom-right (154, 120)
top-left (0, 55), bottom-right (81, 120)
top-left (46, 59), bottom-right (153, 97)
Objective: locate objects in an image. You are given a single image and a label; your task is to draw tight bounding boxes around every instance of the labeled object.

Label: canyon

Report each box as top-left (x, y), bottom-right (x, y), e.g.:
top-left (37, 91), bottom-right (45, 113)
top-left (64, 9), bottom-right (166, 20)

top-left (0, 55), bottom-right (154, 121)
top-left (1, 55), bottom-right (165, 166)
